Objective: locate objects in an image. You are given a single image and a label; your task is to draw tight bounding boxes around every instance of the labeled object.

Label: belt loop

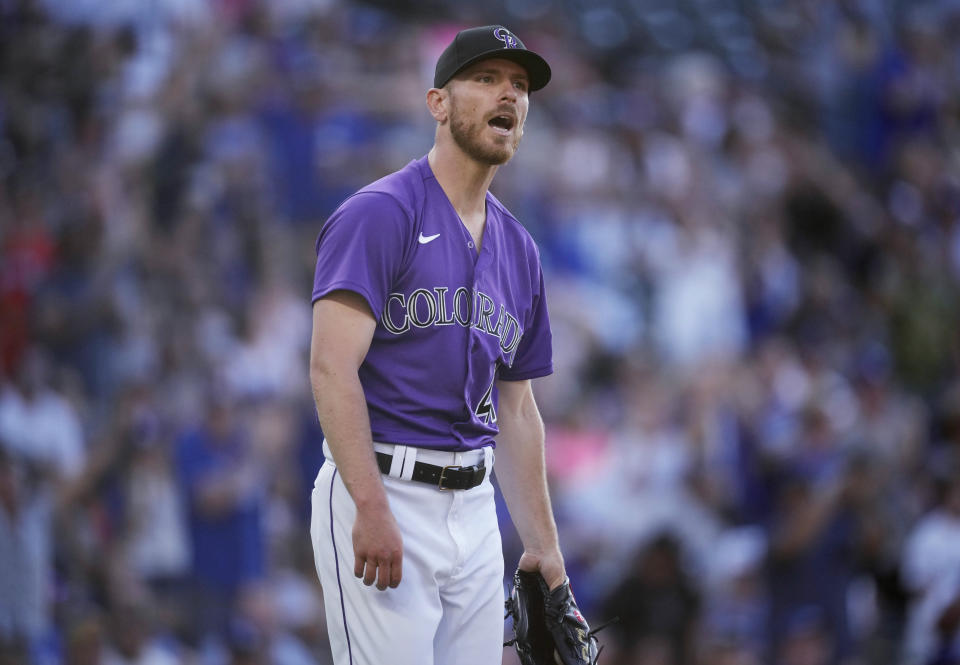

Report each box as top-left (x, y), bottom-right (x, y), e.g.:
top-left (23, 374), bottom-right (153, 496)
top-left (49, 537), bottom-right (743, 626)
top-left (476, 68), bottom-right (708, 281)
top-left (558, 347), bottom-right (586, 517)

top-left (483, 446), bottom-right (493, 471)
top-left (388, 444), bottom-right (406, 478)
top-left (400, 446), bottom-right (417, 481)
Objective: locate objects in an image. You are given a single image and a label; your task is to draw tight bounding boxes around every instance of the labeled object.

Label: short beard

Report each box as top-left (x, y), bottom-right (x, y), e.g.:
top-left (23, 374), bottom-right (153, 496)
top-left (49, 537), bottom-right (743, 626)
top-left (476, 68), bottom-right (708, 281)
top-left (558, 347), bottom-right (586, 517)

top-left (448, 95), bottom-right (520, 166)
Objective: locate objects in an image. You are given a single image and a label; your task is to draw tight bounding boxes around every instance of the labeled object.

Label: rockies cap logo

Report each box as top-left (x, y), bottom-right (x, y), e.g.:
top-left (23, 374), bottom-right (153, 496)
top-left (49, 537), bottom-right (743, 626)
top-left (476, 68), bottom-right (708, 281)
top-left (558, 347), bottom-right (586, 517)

top-left (493, 27), bottom-right (519, 49)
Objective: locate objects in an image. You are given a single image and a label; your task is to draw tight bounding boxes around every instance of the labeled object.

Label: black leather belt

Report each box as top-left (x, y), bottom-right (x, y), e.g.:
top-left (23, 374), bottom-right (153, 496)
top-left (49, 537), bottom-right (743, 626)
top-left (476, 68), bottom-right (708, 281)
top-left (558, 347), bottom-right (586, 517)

top-left (375, 451), bottom-right (486, 490)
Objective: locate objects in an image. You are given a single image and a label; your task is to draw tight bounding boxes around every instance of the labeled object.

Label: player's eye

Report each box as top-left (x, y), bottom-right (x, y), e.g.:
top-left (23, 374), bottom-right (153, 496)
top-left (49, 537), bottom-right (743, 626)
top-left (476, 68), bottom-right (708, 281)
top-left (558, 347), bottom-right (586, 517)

top-left (513, 80), bottom-right (528, 92)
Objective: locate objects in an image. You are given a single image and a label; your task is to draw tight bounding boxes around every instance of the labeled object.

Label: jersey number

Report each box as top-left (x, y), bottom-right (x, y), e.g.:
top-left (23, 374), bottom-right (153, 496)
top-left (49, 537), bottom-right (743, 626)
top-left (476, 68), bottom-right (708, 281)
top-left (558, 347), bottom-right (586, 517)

top-left (475, 378), bottom-right (497, 425)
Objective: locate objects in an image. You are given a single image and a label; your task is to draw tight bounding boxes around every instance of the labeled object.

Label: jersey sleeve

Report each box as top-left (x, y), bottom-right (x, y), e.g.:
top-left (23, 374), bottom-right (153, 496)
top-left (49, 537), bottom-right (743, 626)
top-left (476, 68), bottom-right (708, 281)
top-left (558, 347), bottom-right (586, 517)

top-left (312, 192), bottom-right (411, 321)
top-left (498, 264), bottom-right (553, 381)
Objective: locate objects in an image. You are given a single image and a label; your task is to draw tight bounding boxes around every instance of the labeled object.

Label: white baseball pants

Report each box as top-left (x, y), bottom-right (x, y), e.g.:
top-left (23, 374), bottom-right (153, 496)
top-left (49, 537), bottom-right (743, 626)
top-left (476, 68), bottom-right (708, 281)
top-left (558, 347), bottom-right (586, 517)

top-left (310, 442), bottom-right (503, 665)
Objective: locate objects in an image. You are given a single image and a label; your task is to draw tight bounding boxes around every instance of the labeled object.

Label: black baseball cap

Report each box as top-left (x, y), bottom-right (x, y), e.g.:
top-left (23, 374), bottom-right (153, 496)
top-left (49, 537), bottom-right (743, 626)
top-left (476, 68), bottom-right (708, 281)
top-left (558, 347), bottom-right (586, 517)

top-left (434, 25), bottom-right (551, 92)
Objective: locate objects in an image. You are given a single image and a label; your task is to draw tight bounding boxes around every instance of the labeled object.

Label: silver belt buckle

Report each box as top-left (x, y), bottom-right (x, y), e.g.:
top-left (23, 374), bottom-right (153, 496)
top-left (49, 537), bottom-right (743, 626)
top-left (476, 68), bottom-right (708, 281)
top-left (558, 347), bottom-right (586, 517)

top-left (438, 465), bottom-right (462, 490)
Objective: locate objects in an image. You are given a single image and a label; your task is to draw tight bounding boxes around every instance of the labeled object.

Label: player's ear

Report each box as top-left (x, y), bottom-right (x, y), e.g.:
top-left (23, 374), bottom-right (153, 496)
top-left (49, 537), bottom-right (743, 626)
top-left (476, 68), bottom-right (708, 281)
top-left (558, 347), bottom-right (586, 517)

top-left (426, 87), bottom-right (449, 124)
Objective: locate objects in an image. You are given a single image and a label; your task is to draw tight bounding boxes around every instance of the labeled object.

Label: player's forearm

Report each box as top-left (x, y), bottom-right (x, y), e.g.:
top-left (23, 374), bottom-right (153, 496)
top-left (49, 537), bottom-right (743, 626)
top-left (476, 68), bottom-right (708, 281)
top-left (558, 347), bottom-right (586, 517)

top-left (494, 395), bottom-right (560, 555)
top-left (311, 362), bottom-right (389, 512)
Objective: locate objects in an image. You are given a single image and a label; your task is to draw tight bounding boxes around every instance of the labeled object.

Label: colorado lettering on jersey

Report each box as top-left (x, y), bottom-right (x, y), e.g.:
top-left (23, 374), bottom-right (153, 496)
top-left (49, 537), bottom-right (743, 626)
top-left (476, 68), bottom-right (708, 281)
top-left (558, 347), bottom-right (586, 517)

top-left (381, 287), bottom-right (524, 365)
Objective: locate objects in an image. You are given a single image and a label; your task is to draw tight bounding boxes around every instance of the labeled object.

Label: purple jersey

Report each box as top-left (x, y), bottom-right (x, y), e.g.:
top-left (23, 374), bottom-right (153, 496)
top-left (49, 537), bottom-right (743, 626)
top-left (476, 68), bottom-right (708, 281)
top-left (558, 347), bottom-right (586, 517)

top-left (312, 156), bottom-right (552, 451)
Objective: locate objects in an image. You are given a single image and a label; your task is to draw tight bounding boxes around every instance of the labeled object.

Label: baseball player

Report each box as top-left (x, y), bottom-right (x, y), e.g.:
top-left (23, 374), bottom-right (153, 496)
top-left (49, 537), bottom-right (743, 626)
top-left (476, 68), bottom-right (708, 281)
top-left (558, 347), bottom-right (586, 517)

top-left (308, 24), bottom-right (563, 665)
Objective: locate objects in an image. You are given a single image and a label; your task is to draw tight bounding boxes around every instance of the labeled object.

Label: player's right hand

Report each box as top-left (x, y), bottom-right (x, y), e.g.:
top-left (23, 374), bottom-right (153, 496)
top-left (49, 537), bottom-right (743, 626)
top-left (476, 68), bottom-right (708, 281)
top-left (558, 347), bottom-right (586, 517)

top-left (352, 506), bottom-right (404, 590)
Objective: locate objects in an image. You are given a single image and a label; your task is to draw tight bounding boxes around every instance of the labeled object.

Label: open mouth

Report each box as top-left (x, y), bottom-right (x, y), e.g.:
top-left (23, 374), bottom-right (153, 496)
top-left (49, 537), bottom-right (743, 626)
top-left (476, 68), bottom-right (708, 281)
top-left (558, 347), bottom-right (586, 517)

top-left (488, 114), bottom-right (516, 135)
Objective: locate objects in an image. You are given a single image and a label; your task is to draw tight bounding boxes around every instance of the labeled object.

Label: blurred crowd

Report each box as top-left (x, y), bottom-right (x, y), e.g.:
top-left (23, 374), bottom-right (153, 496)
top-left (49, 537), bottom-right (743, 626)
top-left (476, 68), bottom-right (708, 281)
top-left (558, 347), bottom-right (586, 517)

top-left (1, 0), bottom-right (960, 664)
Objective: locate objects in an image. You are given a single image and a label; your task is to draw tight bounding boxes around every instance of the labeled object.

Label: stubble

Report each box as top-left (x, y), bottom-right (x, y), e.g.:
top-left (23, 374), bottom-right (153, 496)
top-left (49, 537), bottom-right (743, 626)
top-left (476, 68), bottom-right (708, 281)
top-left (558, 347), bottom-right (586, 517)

top-left (448, 94), bottom-right (521, 166)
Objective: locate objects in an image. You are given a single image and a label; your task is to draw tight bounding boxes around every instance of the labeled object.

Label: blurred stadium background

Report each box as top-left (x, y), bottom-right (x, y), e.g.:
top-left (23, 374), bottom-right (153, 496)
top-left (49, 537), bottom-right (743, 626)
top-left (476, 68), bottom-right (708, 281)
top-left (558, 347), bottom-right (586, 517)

top-left (2, 0), bottom-right (960, 663)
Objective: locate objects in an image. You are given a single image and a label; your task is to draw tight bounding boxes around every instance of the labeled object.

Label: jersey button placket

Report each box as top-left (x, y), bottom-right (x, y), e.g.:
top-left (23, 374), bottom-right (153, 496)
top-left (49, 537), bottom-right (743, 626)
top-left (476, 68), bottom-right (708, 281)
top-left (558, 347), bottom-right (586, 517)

top-left (466, 226), bottom-right (491, 421)
top-left (465, 223), bottom-right (493, 424)
top-left (465, 274), bottom-right (479, 415)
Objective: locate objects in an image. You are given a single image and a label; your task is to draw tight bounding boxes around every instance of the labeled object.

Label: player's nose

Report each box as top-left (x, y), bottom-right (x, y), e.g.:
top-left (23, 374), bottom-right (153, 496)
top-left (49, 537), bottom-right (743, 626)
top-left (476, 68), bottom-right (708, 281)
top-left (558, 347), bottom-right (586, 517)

top-left (498, 81), bottom-right (518, 103)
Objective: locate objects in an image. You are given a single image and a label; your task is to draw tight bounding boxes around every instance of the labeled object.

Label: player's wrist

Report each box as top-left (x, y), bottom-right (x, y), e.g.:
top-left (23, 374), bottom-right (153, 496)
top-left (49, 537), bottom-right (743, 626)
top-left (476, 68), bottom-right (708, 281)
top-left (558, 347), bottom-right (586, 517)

top-left (518, 542), bottom-right (562, 561)
top-left (352, 488), bottom-right (393, 515)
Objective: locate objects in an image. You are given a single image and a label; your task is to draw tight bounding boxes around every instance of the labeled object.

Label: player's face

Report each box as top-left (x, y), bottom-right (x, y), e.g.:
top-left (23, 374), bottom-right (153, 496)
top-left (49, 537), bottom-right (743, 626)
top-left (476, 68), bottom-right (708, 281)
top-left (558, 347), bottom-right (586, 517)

top-left (447, 58), bottom-right (530, 165)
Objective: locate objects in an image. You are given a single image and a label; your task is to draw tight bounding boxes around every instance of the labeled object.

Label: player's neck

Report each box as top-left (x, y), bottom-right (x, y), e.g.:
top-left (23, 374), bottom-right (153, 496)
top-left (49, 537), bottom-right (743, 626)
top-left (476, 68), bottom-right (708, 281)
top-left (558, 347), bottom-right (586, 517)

top-left (427, 143), bottom-right (497, 220)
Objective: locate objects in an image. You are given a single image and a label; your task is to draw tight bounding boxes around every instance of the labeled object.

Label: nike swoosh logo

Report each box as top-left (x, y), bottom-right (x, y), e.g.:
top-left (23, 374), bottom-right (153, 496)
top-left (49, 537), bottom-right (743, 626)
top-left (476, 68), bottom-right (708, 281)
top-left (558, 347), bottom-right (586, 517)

top-left (418, 232), bottom-right (440, 245)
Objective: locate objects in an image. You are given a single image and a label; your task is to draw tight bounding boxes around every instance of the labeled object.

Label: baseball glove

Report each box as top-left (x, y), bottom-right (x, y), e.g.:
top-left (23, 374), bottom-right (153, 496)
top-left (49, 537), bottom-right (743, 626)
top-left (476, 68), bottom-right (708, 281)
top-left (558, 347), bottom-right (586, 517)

top-left (504, 569), bottom-right (606, 665)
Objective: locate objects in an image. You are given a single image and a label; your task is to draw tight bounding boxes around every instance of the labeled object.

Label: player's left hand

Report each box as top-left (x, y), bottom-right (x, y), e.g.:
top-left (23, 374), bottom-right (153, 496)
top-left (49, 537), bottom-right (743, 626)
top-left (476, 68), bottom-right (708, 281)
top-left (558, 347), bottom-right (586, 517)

top-left (517, 548), bottom-right (565, 590)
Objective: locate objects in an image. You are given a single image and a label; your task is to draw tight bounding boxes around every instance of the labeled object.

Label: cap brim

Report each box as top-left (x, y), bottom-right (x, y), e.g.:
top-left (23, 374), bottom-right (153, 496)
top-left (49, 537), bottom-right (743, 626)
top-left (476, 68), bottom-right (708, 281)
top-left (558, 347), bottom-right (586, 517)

top-left (445, 48), bottom-right (552, 92)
